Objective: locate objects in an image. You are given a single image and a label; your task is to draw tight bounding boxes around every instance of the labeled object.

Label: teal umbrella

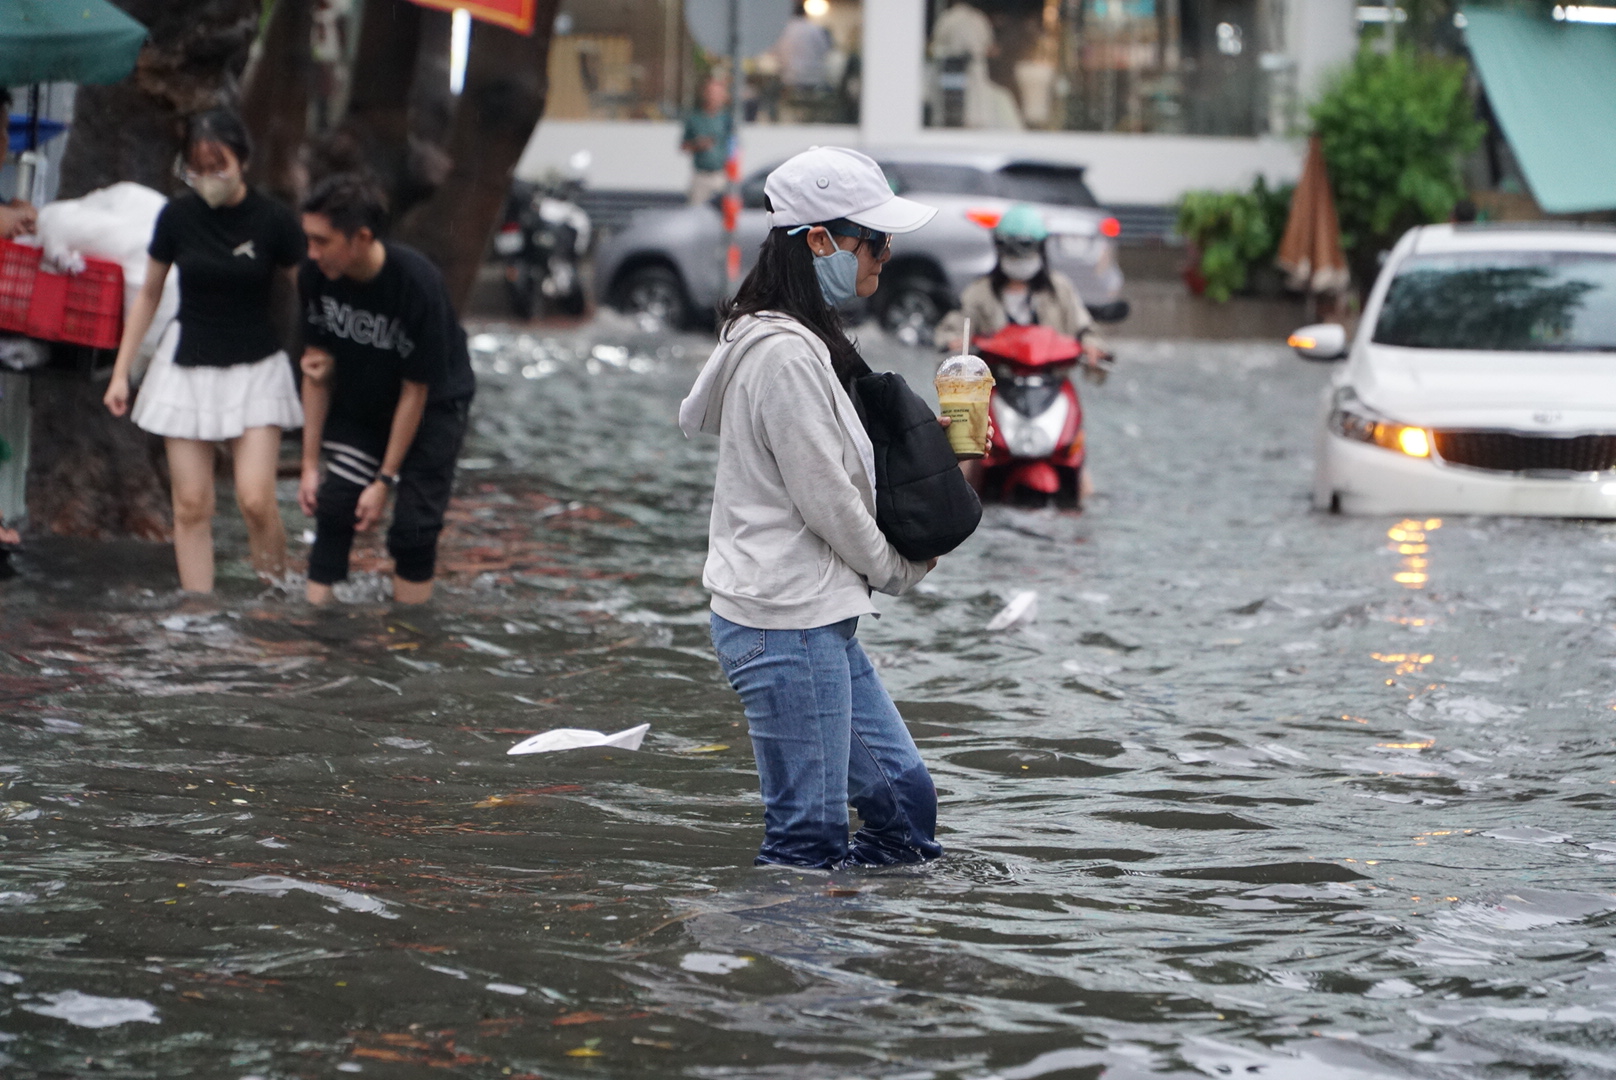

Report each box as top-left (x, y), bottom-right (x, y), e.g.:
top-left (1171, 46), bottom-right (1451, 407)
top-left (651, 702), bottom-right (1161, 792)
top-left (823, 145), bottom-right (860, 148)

top-left (0, 0), bottom-right (148, 87)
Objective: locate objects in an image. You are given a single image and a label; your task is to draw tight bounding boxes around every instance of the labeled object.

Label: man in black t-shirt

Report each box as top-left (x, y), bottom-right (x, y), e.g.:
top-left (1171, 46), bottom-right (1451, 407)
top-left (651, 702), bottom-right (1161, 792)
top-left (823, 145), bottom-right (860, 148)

top-left (297, 174), bottom-right (476, 605)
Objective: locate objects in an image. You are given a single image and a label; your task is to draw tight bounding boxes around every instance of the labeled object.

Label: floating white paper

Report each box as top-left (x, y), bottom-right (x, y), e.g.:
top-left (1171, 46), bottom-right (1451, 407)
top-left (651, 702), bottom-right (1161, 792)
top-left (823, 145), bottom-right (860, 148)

top-left (23, 990), bottom-right (160, 1028)
top-left (680, 952), bottom-right (752, 974)
top-left (485, 982), bottom-right (528, 995)
top-left (200, 875), bottom-right (398, 919)
top-left (986, 590), bottom-right (1038, 631)
top-left (507, 723), bottom-right (650, 756)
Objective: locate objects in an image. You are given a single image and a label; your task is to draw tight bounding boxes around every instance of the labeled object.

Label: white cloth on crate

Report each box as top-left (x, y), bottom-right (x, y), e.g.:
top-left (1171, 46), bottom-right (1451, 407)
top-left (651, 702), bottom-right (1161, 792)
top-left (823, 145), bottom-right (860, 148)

top-left (34, 183), bottom-right (179, 378)
top-left (131, 324), bottom-right (303, 441)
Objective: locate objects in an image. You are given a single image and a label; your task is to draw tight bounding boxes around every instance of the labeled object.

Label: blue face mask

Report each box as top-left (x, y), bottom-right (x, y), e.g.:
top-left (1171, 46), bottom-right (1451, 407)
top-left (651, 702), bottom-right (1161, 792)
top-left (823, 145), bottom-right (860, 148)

top-left (813, 247), bottom-right (859, 307)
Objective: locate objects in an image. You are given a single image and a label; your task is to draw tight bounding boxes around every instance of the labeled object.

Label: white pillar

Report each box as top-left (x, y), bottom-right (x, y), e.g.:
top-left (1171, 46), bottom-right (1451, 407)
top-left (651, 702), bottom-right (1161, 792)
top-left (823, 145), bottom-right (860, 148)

top-left (1289, 0), bottom-right (1358, 109)
top-left (860, 0), bottom-right (925, 147)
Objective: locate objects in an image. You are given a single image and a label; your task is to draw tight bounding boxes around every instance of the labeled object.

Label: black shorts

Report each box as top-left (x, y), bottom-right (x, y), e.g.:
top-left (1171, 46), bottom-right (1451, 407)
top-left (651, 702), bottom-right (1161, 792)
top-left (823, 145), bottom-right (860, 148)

top-left (307, 397), bottom-right (471, 585)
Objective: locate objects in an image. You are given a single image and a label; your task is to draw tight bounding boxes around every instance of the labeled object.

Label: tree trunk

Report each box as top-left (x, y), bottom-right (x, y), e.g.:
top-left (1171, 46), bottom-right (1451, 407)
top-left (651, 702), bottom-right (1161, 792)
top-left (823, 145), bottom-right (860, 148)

top-left (308, 0), bottom-right (422, 204)
top-left (241, 0), bottom-right (316, 205)
top-left (409, 8), bottom-right (455, 150)
top-left (33, 0), bottom-right (260, 540)
top-left (27, 377), bottom-right (171, 540)
top-left (395, 3), bottom-right (561, 313)
top-left (57, 0), bottom-right (261, 198)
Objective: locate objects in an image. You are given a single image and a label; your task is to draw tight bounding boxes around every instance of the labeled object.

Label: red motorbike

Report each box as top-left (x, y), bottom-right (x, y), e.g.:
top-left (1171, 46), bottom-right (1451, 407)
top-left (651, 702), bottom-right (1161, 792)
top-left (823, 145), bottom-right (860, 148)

top-left (972, 324), bottom-right (1107, 509)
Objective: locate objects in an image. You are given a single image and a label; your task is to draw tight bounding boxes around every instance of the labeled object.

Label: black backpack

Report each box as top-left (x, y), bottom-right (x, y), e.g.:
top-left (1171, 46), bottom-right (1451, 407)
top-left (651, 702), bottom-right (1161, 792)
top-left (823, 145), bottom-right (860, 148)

top-left (850, 370), bottom-right (982, 561)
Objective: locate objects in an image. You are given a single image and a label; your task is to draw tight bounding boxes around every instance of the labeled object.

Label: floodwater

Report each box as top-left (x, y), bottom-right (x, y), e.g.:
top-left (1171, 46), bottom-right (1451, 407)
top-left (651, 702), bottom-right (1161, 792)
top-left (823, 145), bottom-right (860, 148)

top-left (3, 322), bottom-right (1616, 1080)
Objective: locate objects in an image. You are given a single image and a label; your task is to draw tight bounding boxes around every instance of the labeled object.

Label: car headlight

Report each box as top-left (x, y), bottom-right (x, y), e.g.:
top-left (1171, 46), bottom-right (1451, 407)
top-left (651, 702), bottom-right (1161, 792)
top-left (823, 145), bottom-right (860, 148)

top-left (1329, 389), bottom-right (1431, 458)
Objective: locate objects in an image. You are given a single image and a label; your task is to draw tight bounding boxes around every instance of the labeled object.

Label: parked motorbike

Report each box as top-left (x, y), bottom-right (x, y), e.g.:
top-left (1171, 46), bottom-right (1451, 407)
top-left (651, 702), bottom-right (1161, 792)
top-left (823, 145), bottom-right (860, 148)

top-left (972, 323), bottom-right (1111, 509)
top-left (493, 152), bottom-right (593, 319)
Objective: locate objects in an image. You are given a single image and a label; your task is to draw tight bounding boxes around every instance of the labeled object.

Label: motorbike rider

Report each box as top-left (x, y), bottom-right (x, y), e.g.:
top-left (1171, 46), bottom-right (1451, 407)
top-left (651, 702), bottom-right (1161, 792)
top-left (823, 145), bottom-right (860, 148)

top-left (934, 203), bottom-right (1108, 369)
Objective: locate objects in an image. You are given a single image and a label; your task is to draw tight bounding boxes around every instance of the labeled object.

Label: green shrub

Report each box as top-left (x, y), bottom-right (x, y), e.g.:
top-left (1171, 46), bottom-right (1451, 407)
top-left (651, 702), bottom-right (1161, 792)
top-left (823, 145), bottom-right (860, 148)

top-left (1176, 178), bottom-right (1292, 303)
top-left (1311, 48), bottom-right (1484, 289)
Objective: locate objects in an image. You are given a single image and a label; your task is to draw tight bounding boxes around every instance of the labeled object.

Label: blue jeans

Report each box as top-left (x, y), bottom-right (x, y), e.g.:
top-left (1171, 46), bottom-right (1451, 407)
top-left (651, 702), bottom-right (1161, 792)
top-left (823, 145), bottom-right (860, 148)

top-left (710, 613), bottom-right (944, 869)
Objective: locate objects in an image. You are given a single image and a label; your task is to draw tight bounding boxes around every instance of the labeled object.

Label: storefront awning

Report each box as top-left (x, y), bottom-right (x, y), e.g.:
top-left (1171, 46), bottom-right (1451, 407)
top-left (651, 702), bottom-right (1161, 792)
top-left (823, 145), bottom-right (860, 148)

top-left (0, 0), bottom-right (148, 87)
top-left (1463, 7), bottom-right (1616, 214)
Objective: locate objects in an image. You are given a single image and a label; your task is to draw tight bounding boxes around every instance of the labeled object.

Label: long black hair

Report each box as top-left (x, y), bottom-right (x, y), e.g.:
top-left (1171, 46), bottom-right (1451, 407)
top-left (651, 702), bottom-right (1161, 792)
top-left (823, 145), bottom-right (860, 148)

top-left (988, 237), bottom-right (1054, 297)
top-left (720, 204), bottom-right (867, 384)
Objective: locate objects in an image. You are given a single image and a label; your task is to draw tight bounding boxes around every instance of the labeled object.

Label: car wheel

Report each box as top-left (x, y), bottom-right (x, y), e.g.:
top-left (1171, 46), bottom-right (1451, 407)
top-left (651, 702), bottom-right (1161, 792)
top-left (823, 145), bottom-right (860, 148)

top-left (879, 276), bottom-right (944, 346)
top-left (556, 283), bottom-right (587, 317)
top-left (612, 265), bottom-right (688, 331)
top-left (1055, 466), bottom-right (1082, 511)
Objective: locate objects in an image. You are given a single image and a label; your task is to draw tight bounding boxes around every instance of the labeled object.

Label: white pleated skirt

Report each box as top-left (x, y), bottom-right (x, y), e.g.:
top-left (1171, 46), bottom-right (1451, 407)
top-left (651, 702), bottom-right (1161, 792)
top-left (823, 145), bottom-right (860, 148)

top-left (131, 322), bottom-right (303, 441)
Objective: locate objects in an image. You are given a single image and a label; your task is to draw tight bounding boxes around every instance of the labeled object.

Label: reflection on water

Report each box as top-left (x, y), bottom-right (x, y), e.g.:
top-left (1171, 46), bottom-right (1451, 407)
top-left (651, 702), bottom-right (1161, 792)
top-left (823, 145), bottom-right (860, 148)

top-left (3, 328), bottom-right (1616, 1078)
top-left (1388, 518), bottom-right (1441, 589)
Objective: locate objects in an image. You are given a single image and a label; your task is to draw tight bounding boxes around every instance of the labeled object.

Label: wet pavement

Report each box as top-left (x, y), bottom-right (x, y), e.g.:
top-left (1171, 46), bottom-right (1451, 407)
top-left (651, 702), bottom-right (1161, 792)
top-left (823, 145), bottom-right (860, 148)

top-left (2, 320), bottom-right (1616, 1079)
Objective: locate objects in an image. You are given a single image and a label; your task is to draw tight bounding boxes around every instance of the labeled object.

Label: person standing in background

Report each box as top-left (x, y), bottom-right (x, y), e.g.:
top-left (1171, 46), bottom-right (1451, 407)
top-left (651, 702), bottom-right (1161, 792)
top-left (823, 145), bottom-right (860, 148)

top-left (681, 77), bottom-right (733, 206)
top-left (103, 108), bottom-right (305, 594)
top-left (928, 0), bottom-right (1023, 130)
top-left (772, 1), bottom-right (834, 122)
top-left (297, 174), bottom-right (476, 606)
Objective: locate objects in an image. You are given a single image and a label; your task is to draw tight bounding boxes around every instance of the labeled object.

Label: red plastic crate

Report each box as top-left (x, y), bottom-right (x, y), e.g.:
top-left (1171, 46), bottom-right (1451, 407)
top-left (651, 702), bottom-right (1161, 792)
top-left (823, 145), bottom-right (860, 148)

top-left (38, 259), bottom-right (123, 349)
top-left (0, 237), bottom-right (124, 350)
top-left (0, 238), bottom-right (39, 334)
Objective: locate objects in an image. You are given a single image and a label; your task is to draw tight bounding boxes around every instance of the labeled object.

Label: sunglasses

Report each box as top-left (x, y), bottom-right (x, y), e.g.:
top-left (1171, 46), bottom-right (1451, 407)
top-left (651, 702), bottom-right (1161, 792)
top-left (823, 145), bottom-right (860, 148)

top-left (823, 220), bottom-right (892, 257)
top-left (170, 157), bottom-right (235, 187)
top-left (995, 238), bottom-right (1042, 258)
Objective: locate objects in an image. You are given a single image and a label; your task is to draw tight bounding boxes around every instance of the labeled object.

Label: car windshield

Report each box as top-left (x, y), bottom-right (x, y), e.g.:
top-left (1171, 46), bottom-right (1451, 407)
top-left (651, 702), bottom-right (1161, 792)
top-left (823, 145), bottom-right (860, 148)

top-left (1373, 251), bottom-right (1616, 351)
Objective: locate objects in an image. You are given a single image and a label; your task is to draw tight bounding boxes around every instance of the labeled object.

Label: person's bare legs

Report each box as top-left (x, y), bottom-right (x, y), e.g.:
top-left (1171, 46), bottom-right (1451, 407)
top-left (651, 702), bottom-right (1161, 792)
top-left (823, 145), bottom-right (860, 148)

top-left (165, 438), bottom-right (218, 593)
top-left (393, 577), bottom-right (433, 604)
top-left (307, 580), bottom-right (335, 605)
top-left (231, 425), bottom-right (288, 581)
top-left (0, 524), bottom-right (18, 546)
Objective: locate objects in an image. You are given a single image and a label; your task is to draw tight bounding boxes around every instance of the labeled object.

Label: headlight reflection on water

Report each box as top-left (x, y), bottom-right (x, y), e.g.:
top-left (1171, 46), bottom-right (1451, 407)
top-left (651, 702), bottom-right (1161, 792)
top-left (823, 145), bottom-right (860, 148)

top-left (1387, 517), bottom-right (1441, 589)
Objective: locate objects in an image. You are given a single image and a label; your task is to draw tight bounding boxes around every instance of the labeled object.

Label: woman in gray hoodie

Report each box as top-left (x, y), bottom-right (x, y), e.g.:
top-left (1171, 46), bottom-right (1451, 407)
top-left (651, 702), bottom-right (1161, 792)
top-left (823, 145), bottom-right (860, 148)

top-left (679, 147), bottom-right (944, 868)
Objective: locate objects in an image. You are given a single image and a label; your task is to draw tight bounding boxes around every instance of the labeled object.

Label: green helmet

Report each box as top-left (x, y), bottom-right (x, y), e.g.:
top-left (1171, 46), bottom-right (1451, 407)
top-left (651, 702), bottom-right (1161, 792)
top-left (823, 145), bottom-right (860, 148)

top-left (994, 203), bottom-right (1049, 242)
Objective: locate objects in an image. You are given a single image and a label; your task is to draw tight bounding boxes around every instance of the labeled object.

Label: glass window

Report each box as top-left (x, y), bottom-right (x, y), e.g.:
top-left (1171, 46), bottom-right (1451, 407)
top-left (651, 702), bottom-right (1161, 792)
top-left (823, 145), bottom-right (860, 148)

top-left (924, 0), bottom-right (1276, 137)
top-left (743, 0), bottom-right (863, 125)
top-left (545, 0), bottom-right (861, 125)
top-left (879, 162), bottom-right (998, 197)
top-left (994, 163), bottom-right (1099, 207)
top-left (1373, 252), bottom-right (1616, 352)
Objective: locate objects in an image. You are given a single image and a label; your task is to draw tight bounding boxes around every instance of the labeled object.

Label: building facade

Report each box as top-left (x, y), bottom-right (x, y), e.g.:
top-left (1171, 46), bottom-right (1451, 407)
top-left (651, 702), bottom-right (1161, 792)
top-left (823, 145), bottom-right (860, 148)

top-left (518, 0), bottom-right (1359, 209)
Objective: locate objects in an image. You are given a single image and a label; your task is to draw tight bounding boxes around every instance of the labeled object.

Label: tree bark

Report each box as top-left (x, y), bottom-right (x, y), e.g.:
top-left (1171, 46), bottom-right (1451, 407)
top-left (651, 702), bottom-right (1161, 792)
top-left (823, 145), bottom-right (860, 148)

top-left (308, 0), bottom-right (422, 203)
top-left (409, 8), bottom-right (455, 150)
top-left (395, 3), bottom-right (561, 313)
top-left (34, 0), bottom-right (260, 541)
top-left (27, 377), bottom-right (171, 541)
top-left (58, 0), bottom-right (261, 199)
top-left (241, 0), bottom-right (317, 205)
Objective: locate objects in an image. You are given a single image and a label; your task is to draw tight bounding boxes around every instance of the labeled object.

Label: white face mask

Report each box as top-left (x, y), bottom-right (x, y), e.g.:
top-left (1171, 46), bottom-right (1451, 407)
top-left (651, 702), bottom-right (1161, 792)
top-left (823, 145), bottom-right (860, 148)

top-left (191, 173), bottom-right (241, 209)
top-left (1000, 253), bottom-right (1043, 282)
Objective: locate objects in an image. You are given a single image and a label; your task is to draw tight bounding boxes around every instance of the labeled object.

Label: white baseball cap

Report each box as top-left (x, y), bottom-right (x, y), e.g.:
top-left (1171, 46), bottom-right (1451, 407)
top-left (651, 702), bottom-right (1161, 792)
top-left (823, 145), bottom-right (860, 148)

top-left (764, 146), bottom-right (936, 234)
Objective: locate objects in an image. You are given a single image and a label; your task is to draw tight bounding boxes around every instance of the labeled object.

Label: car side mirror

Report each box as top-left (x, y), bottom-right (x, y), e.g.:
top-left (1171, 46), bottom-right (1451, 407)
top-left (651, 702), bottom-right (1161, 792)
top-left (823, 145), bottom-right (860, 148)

top-left (1287, 323), bottom-right (1347, 361)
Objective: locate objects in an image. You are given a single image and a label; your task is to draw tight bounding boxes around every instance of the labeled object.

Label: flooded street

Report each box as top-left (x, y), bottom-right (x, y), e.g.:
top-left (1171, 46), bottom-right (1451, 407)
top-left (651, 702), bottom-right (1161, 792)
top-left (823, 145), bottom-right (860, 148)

top-left (3, 322), bottom-right (1616, 1079)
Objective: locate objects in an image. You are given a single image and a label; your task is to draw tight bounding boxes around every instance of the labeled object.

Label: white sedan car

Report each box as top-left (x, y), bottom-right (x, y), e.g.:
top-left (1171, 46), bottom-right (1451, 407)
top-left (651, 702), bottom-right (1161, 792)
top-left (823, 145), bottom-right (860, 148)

top-left (1291, 223), bottom-right (1616, 517)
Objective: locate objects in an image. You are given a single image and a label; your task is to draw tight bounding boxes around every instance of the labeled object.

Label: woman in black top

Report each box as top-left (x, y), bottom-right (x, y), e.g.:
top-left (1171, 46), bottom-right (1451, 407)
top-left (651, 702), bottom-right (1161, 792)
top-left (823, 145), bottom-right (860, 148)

top-left (104, 110), bottom-right (305, 593)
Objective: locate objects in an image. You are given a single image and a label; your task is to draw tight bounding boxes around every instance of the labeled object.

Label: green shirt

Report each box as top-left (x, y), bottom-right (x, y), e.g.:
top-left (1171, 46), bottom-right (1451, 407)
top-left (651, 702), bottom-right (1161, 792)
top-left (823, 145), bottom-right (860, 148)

top-left (682, 109), bottom-right (733, 173)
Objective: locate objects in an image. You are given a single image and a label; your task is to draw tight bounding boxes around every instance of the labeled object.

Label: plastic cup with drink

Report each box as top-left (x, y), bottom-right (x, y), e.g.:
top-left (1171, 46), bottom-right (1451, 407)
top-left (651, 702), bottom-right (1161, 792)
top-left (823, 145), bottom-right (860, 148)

top-left (935, 318), bottom-right (995, 459)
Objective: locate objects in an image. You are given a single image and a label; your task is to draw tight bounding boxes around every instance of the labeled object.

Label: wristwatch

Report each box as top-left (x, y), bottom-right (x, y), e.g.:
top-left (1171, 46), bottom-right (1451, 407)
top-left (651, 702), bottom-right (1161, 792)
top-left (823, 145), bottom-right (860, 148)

top-left (375, 472), bottom-right (399, 491)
